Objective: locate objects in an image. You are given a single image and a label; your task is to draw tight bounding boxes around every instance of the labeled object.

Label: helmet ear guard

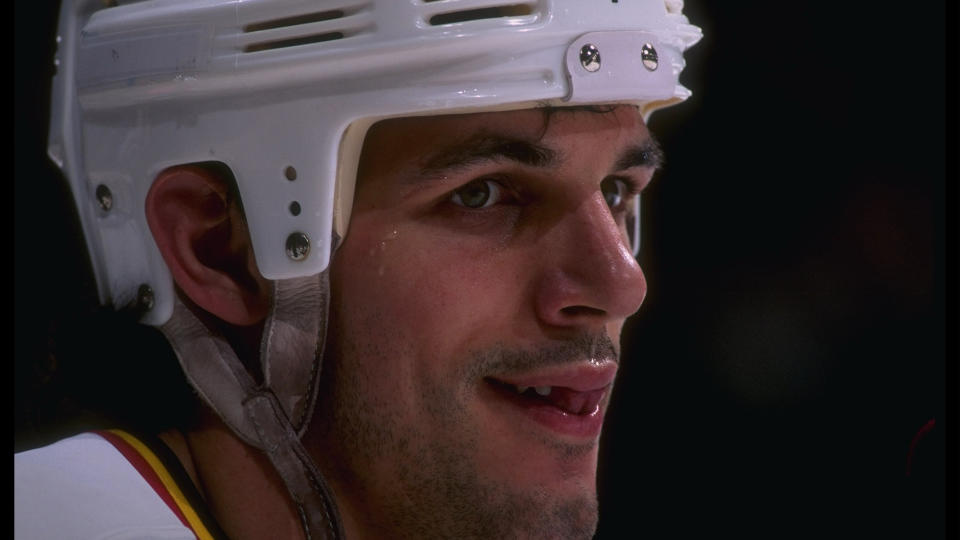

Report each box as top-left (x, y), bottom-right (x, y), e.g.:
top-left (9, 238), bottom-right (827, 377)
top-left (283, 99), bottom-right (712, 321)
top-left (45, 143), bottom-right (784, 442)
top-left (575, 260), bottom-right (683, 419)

top-left (51, 0), bottom-right (700, 325)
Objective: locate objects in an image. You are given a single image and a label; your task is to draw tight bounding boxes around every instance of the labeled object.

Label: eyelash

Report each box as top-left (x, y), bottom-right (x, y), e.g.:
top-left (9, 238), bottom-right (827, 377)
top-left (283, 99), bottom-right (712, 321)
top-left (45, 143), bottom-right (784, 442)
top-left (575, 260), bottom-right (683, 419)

top-left (617, 176), bottom-right (643, 199)
top-left (445, 173), bottom-right (644, 213)
top-left (601, 176), bottom-right (642, 215)
top-left (447, 176), bottom-right (518, 210)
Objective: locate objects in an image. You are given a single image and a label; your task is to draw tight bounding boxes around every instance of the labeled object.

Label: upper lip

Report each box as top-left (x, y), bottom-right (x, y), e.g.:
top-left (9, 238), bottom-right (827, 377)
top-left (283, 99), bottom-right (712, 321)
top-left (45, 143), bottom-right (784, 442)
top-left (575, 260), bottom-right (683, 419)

top-left (488, 360), bottom-right (618, 393)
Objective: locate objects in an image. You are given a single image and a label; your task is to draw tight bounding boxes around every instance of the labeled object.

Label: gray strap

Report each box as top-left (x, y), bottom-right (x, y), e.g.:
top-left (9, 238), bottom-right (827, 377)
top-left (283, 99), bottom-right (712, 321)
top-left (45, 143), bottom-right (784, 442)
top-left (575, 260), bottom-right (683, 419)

top-left (260, 274), bottom-right (327, 436)
top-left (161, 295), bottom-right (262, 446)
top-left (159, 274), bottom-right (341, 539)
top-left (245, 391), bottom-right (344, 540)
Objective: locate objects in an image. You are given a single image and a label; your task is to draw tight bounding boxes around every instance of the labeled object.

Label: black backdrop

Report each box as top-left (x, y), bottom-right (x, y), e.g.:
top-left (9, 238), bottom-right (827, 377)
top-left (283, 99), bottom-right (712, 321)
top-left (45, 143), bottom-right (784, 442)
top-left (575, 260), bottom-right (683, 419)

top-left (15, 2), bottom-right (954, 539)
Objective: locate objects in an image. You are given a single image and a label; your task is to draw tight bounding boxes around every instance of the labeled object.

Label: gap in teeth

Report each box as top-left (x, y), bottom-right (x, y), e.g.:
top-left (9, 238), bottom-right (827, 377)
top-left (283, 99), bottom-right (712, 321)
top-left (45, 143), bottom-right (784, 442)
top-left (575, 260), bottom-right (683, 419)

top-left (514, 385), bottom-right (552, 396)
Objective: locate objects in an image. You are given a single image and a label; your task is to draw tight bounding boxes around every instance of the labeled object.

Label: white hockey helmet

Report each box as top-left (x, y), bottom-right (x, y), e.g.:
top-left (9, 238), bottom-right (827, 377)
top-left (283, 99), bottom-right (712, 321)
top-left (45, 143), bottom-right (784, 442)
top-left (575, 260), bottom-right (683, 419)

top-left (50, 0), bottom-right (701, 326)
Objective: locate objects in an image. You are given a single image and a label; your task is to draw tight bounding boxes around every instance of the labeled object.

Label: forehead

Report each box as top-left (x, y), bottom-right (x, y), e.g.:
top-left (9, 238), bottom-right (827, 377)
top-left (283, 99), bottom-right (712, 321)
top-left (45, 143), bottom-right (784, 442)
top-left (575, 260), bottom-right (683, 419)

top-left (358, 105), bottom-right (648, 173)
top-left (370, 105), bottom-right (644, 139)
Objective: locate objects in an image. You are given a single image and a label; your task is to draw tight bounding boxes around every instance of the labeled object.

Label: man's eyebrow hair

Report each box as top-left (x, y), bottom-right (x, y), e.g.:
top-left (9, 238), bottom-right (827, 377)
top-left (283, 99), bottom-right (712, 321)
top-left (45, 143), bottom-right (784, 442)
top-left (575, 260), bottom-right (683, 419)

top-left (613, 136), bottom-right (665, 171)
top-left (419, 134), bottom-right (558, 177)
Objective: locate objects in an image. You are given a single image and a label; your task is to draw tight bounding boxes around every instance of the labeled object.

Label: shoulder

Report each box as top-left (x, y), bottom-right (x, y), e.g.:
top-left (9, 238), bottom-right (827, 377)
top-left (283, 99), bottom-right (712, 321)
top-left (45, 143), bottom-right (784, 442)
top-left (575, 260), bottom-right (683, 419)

top-left (15, 431), bottom-right (197, 540)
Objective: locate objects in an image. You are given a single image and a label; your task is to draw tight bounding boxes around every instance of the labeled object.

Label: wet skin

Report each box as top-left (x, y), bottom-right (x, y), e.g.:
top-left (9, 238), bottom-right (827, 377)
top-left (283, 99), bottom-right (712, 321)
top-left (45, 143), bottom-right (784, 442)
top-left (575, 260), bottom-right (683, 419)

top-left (308, 105), bottom-right (654, 539)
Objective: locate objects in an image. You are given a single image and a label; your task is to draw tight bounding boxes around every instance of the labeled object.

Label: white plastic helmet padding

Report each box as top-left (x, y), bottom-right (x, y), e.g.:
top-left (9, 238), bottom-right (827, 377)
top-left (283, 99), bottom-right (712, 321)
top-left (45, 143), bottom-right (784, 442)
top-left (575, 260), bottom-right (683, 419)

top-left (49, 0), bottom-right (702, 325)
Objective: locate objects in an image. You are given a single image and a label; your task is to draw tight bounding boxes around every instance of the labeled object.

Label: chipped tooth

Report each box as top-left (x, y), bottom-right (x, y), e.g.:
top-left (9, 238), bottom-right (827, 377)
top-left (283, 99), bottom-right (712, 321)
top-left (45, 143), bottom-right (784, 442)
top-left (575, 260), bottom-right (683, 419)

top-left (516, 386), bottom-right (529, 394)
top-left (535, 386), bottom-right (551, 396)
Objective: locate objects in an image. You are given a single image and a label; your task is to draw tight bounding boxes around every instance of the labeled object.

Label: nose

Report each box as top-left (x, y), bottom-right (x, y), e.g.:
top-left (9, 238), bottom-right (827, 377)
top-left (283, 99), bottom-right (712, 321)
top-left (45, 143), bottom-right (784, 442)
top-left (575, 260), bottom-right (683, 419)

top-left (534, 193), bottom-right (647, 329)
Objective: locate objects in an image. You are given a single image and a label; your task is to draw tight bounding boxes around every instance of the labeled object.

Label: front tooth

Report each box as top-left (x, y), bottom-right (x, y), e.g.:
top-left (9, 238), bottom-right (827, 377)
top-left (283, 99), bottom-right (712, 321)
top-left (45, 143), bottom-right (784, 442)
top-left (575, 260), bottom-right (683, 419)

top-left (515, 386), bottom-right (529, 394)
top-left (535, 386), bottom-right (551, 396)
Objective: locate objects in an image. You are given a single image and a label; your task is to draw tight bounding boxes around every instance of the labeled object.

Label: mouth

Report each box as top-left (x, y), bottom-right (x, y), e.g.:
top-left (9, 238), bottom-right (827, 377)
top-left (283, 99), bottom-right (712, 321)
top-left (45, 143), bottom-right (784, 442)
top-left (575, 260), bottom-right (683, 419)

top-left (482, 362), bottom-right (617, 440)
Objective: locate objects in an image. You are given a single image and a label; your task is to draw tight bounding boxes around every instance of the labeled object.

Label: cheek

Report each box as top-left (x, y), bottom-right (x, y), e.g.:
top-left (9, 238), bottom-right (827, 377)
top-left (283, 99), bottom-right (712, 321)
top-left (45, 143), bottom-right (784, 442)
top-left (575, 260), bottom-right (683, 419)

top-left (333, 221), bottom-right (527, 351)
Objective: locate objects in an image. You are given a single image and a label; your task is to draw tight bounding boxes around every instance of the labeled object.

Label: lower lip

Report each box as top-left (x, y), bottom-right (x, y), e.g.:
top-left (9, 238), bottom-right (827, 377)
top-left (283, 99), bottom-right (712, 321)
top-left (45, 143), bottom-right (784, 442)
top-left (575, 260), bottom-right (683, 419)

top-left (484, 381), bottom-right (608, 440)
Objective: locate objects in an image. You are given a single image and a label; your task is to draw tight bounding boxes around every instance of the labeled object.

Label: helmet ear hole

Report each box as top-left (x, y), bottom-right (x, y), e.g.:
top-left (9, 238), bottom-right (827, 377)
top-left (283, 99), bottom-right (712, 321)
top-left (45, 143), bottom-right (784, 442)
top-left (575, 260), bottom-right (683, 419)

top-left (145, 163), bottom-right (269, 327)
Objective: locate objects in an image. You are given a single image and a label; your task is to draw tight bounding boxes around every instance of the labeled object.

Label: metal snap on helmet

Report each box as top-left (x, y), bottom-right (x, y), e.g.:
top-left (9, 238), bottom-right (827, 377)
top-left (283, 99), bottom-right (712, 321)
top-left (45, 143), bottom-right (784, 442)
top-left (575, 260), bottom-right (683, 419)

top-left (49, 0), bottom-right (701, 326)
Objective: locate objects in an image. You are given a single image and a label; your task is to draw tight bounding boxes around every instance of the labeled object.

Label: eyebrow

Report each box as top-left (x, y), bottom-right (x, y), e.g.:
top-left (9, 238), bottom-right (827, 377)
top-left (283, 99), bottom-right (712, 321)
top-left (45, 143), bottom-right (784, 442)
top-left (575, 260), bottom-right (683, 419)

top-left (415, 131), bottom-right (664, 182)
top-left (614, 136), bottom-right (664, 171)
top-left (419, 134), bottom-right (558, 178)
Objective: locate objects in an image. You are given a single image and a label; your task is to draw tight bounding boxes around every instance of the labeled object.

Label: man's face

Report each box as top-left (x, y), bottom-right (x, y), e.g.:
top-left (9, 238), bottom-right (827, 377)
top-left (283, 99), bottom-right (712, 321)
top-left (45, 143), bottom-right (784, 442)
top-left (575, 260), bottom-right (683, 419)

top-left (311, 105), bottom-right (653, 539)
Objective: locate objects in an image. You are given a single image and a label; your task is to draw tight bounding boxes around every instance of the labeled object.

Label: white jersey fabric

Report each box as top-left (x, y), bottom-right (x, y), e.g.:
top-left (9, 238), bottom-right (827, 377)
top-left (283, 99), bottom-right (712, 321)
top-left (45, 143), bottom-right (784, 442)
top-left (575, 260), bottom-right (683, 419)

top-left (15, 432), bottom-right (196, 540)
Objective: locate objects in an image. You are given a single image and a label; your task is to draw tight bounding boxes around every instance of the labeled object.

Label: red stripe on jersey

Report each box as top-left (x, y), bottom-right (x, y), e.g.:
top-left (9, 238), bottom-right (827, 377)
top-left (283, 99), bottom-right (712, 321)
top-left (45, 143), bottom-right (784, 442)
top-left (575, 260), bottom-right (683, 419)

top-left (94, 430), bottom-right (194, 533)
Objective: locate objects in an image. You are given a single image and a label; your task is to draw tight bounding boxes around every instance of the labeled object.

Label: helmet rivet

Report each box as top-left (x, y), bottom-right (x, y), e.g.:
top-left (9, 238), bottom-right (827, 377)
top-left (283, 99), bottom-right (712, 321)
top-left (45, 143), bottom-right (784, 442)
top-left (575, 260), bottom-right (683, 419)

top-left (579, 44), bottom-right (601, 72)
top-left (641, 43), bottom-right (659, 71)
top-left (137, 284), bottom-right (155, 311)
top-left (286, 232), bottom-right (310, 261)
top-left (95, 184), bottom-right (113, 212)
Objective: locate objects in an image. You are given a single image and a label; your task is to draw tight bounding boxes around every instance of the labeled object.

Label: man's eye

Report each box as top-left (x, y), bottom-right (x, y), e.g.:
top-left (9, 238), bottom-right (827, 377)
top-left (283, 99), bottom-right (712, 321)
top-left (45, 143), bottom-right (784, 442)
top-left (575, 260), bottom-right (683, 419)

top-left (601, 177), bottom-right (629, 210)
top-left (450, 179), bottom-right (503, 209)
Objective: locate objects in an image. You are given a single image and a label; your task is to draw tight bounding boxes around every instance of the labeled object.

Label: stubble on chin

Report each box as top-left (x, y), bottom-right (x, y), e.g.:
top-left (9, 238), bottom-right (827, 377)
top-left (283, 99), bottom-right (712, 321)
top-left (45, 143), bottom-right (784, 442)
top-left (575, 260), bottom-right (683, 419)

top-left (309, 332), bottom-right (610, 539)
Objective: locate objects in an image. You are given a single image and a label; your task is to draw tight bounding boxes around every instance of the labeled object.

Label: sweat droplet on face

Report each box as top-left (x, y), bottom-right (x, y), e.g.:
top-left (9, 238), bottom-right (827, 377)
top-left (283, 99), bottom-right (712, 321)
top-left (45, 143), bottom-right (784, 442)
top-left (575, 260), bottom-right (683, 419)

top-left (368, 229), bottom-right (400, 256)
top-left (375, 228), bottom-right (399, 276)
top-left (380, 229), bottom-right (399, 248)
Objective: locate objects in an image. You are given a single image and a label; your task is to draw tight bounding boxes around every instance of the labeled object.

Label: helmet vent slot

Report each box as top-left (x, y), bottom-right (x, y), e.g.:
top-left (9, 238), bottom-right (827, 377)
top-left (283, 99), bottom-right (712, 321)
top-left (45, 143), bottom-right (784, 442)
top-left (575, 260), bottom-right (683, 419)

top-left (426, 3), bottom-right (538, 26)
top-left (243, 10), bottom-right (346, 33)
top-left (240, 3), bottom-right (373, 53)
top-left (243, 32), bottom-right (344, 53)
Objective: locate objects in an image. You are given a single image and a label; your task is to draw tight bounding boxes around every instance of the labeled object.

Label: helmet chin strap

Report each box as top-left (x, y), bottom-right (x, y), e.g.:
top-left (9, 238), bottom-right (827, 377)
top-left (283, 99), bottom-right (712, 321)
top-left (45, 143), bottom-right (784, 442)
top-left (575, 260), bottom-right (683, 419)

top-left (160, 272), bottom-right (344, 540)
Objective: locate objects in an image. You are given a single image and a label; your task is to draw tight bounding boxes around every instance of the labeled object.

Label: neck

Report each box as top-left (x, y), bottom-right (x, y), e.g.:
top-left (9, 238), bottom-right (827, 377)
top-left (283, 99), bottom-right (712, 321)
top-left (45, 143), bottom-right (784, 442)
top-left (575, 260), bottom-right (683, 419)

top-left (169, 408), bottom-right (306, 540)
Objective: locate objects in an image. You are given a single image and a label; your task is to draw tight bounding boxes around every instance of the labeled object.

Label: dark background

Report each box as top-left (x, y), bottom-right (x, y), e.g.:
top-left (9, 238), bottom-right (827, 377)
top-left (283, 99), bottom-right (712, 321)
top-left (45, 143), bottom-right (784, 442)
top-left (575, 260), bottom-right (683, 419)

top-left (600, 3), bottom-right (954, 539)
top-left (15, 2), bottom-right (954, 539)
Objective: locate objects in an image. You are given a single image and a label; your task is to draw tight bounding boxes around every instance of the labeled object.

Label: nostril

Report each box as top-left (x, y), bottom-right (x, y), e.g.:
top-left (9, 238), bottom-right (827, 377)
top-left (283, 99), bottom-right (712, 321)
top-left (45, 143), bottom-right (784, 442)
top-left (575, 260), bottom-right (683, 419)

top-left (560, 305), bottom-right (606, 318)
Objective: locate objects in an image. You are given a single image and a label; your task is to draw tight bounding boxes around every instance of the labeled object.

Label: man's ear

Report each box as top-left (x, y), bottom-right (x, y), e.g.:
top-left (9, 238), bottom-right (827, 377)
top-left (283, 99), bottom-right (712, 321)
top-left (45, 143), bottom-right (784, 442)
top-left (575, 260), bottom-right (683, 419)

top-left (145, 165), bottom-right (270, 326)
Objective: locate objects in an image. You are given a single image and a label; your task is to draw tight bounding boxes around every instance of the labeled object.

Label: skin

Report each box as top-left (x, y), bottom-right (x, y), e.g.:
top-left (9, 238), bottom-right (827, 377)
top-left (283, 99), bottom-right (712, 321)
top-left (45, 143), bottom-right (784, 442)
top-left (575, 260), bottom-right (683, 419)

top-left (147, 104), bottom-right (656, 540)
top-left (303, 105), bottom-right (653, 539)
